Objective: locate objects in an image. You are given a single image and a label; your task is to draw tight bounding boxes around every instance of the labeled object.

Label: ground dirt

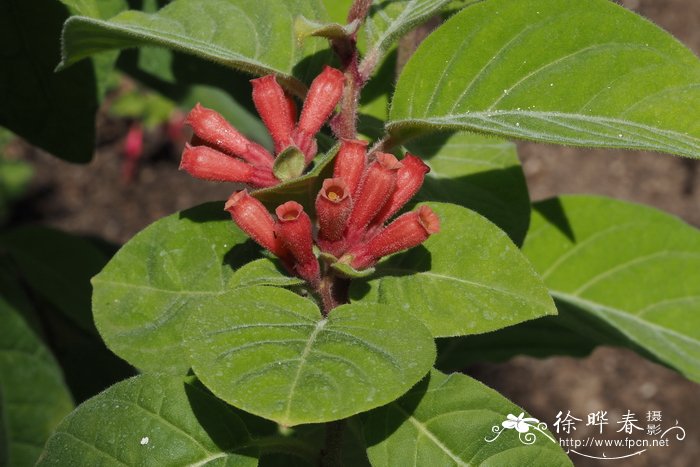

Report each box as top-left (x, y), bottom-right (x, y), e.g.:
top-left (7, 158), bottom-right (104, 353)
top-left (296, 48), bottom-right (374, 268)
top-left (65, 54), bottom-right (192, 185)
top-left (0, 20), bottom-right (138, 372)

top-left (6, 0), bottom-right (700, 465)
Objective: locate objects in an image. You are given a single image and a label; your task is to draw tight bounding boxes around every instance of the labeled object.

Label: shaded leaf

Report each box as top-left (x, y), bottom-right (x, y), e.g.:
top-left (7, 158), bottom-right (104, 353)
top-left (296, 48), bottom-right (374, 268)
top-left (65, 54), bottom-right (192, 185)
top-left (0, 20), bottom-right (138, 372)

top-left (0, 297), bottom-right (73, 466)
top-left (522, 195), bottom-right (700, 382)
top-left (60, 0), bottom-right (332, 96)
top-left (389, 0), bottom-right (700, 158)
top-left (0, 0), bottom-right (114, 162)
top-left (435, 318), bottom-right (596, 372)
top-left (362, 370), bottom-right (571, 466)
top-left (408, 131), bottom-right (530, 245)
top-left (92, 202), bottom-right (263, 374)
top-left (186, 286), bottom-right (435, 426)
top-left (351, 202), bottom-right (556, 337)
top-left (38, 375), bottom-right (258, 466)
top-left (1, 227), bottom-right (109, 333)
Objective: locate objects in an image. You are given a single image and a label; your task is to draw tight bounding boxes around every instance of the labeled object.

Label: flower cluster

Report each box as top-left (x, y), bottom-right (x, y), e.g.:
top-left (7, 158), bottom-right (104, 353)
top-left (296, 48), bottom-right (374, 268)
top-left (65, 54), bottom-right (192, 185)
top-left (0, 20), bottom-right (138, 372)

top-left (180, 66), bottom-right (345, 188)
top-left (223, 138), bottom-right (440, 285)
top-left (181, 69), bottom-right (440, 288)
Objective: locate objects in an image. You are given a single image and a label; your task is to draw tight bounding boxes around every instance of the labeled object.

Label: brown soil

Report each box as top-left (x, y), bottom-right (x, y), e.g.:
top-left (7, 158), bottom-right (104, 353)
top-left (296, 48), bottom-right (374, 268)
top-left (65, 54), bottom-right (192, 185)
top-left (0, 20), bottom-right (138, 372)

top-left (7, 0), bottom-right (700, 465)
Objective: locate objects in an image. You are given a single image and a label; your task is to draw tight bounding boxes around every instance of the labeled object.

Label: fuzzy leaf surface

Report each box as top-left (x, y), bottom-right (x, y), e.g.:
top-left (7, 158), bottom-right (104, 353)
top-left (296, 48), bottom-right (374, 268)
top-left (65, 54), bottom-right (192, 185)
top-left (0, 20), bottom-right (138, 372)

top-left (92, 202), bottom-right (263, 374)
top-left (350, 202), bottom-right (556, 337)
top-left (523, 196), bottom-right (700, 382)
top-left (60, 0), bottom-right (331, 95)
top-left (389, 0), bottom-right (700, 158)
top-left (38, 375), bottom-right (258, 466)
top-left (186, 286), bottom-right (435, 426)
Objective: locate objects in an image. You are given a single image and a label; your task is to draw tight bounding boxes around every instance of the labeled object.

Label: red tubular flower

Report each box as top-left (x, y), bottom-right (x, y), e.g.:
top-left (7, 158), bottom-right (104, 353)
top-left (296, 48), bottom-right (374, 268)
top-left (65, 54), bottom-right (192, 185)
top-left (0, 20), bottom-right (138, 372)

top-left (316, 178), bottom-right (353, 246)
top-left (349, 205), bottom-right (441, 270)
top-left (275, 202), bottom-right (320, 284)
top-left (224, 191), bottom-right (289, 260)
top-left (371, 153), bottom-right (430, 227)
top-left (333, 139), bottom-right (367, 197)
top-left (251, 75), bottom-right (296, 153)
top-left (180, 144), bottom-right (278, 188)
top-left (186, 103), bottom-right (274, 168)
top-left (293, 66), bottom-right (345, 162)
top-left (345, 153), bottom-right (402, 242)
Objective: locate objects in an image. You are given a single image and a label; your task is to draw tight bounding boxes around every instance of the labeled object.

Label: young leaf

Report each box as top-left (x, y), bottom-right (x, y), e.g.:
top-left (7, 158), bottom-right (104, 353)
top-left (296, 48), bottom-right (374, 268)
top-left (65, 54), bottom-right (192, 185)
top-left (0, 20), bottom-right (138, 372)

top-left (407, 131), bottom-right (530, 245)
top-left (185, 286), bottom-right (436, 426)
top-left (362, 370), bottom-right (572, 466)
top-left (522, 195), bottom-right (700, 383)
top-left (350, 202), bottom-right (556, 337)
top-left (0, 297), bottom-right (74, 467)
top-left (0, 227), bottom-right (110, 334)
top-left (60, 0), bottom-right (331, 95)
top-left (92, 202), bottom-right (263, 374)
top-left (362, 0), bottom-right (452, 70)
top-left (37, 375), bottom-right (259, 466)
top-left (389, 0), bottom-right (700, 158)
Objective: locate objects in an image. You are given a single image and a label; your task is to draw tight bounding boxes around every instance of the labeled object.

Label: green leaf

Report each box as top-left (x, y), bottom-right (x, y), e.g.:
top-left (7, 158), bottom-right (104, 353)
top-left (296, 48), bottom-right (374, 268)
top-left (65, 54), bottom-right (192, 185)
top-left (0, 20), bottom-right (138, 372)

top-left (389, 0), bottom-right (700, 158)
top-left (408, 131), bottom-right (530, 245)
top-left (362, 370), bottom-right (572, 466)
top-left (522, 195), bottom-right (700, 382)
top-left (252, 144), bottom-right (339, 213)
top-left (61, 0), bottom-right (332, 96)
top-left (363, 0), bottom-right (452, 69)
top-left (1, 227), bottom-right (110, 333)
top-left (273, 146), bottom-right (307, 181)
top-left (0, 297), bottom-right (73, 467)
top-left (92, 202), bottom-right (264, 374)
top-left (351, 202), bottom-right (556, 337)
top-left (38, 375), bottom-right (258, 466)
top-left (186, 286), bottom-right (435, 426)
top-left (0, 0), bottom-right (115, 162)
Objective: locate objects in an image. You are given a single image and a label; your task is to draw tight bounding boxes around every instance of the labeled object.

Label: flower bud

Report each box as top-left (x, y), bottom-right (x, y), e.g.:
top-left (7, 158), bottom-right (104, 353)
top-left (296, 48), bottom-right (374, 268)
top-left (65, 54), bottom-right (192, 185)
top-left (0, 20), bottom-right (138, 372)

top-left (275, 201), bottom-right (320, 284)
top-left (316, 178), bottom-right (353, 243)
top-left (251, 75), bottom-right (296, 153)
top-left (345, 153), bottom-right (402, 242)
top-left (186, 103), bottom-right (274, 167)
top-left (333, 139), bottom-right (367, 197)
top-left (224, 191), bottom-right (289, 260)
top-left (298, 66), bottom-right (345, 135)
top-left (180, 144), bottom-right (278, 188)
top-left (293, 66), bottom-right (345, 161)
top-left (349, 206), bottom-right (440, 270)
top-left (372, 153), bottom-right (430, 226)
